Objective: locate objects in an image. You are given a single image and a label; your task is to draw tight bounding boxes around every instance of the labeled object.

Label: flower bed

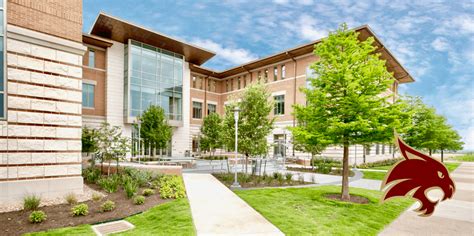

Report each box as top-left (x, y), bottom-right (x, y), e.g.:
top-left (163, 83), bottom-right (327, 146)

top-left (213, 172), bottom-right (312, 188)
top-left (0, 167), bottom-right (186, 236)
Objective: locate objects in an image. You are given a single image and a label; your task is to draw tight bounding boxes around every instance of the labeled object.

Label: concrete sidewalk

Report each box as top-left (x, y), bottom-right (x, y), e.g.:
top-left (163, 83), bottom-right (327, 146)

top-left (183, 173), bottom-right (284, 236)
top-left (379, 162), bottom-right (474, 235)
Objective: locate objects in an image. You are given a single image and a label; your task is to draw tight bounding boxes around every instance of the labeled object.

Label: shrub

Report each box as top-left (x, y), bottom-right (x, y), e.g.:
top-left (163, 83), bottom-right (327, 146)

top-left (82, 167), bottom-right (102, 183)
top-left (159, 175), bottom-right (186, 199)
top-left (23, 195), bottom-right (41, 211)
top-left (29, 210), bottom-right (47, 223)
top-left (316, 163), bottom-right (332, 174)
top-left (273, 172), bottom-right (279, 179)
top-left (123, 176), bottom-right (139, 198)
top-left (65, 193), bottom-right (78, 205)
top-left (123, 168), bottom-right (152, 187)
top-left (357, 158), bottom-right (403, 169)
top-left (285, 173), bottom-right (294, 183)
top-left (100, 200), bottom-right (116, 212)
top-left (71, 203), bottom-right (89, 216)
top-left (150, 180), bottom-right (160, 189)
top-left (98, 175), bottom-right (120, 193)
top-left (311, 158), bottom-right (341, 168)
top-left (142, 188), bottom-right (155, 197)
top-left (92, 193), bottom-right (103, 202)
top-left (276, 173), bottom-right (285, 185)
top-left (133, 195), bottom-right (145, 205)
top-left (238, 173), bottom-right (251, 183)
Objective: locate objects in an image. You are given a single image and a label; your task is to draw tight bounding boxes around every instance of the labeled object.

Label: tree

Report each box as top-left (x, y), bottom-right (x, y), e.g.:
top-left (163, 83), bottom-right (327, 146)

top-left (222, 83), bottom-right (274, 173)
top-left (401, 96), bottom-right (463, 160)
top-left (294, 24), bottom-right (398, 200)
top-left (200, 113), bottom-right (223, 156)
top-left (82, 126), bottom-right (99, 166)
top-left (290, 109), bottom-right (330, 168)
top-left (140, 105), bottom-right (172, 157)
top-left (95, 122), bottom-right (130, 175)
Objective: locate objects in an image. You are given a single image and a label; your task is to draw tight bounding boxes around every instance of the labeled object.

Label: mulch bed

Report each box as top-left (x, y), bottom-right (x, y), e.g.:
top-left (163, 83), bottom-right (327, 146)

top-left (0, 184), bottom-right (170, 236)
top-left (325, 193), bottom-right (370, 204)
top-left (212, 173), bottom-right (313, 188)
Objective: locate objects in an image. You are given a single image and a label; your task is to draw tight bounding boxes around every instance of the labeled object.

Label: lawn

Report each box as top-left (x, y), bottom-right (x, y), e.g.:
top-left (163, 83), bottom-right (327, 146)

top-left (235, 186), bottom-right (413, 235)
top-left (361, 162), bottom-right (461, 180)
top-left (26, 198), bottom-right (195, 236)
top-left (450, 154), bottom-right (474, 162)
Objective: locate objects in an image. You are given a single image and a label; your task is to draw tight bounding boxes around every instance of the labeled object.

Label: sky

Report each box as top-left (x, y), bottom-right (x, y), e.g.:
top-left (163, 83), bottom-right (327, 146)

top-left (83, 0), bottom-right (474, 150)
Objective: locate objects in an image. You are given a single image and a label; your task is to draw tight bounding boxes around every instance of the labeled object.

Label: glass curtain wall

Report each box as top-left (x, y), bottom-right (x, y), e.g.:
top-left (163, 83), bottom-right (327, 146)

top-left (125, 40), bottom-right (183, 121)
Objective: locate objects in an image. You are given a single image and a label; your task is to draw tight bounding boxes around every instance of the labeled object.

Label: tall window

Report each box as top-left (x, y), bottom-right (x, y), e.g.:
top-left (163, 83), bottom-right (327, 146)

top-left (274, 95), bottom-right (285, 115)
top-left (258, 71), bottom-right (262, 82)
top-left (230, 79), bottom-right (234, 91)
top-left (306, 66), bottom-right (317, 88)
top-left (208, 103), bottom-right (216, 115)
top-left (226, 80), bottom-right (229, 92)
top-left (82, 83), bottom-right (95, 108)
top-left (273, 66), bottom-right (278, 81)
top-left (237, 77), bottom-right (241, 89)
top-left (281, 65), bottom-right (286, 79)
top-left (0, 4), bottom-right (4, 119)
top-left (193, 101), bottom-right (202, 119)
top-left (208, 79), bottom-right (216, 92)
top-left (192, 76), bottom-right (197, 88)
top-left (264, 69), bottom-right (268, 83)
top-left (376, 144), bottom-right (380, 155)
top-left (88, 49), bottom-right (95, 68)
top-left (126, 40), bottom-right (183, 120)
top-left (243, 75), bottom-right (247, 88)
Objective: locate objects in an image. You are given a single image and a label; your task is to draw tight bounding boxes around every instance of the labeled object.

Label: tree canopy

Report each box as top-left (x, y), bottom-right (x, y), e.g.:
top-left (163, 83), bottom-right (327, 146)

top-left (139, 105), bottom-right (173, 156)
top-left (293, 24), bottom-right (399, 200)
top-left (200, 112), bottom-right (223, 155)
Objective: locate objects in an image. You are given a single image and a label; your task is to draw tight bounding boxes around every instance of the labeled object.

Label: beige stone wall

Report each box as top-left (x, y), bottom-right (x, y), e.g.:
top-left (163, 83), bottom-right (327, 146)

top-left (0, 24), bottom-right (85, 202)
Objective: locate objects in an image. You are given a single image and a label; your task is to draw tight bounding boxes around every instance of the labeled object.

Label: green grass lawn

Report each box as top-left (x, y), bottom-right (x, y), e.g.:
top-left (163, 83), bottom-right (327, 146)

top-left (235, 186), bottom-right (413, 235)
top-left (361, 162), bottom-right (461, 181)
top-left (26, 199), bottom-right (195, 236)
top-left (450, 154), bottom-right (474, 162)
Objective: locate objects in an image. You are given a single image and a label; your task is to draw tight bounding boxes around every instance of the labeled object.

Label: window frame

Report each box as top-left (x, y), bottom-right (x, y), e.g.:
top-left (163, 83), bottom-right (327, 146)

top-left (281, 65), bottom-right (286, 79)
top-left (82, 82), bottom-right (95, 109)
top-left (237, 77), bottom-right (241, 90)
top-left (207, 103), bottom-right (217, 115)
top-left (273, 95), bottom-right (285, 115)
top-left (192, 101), bottom-right (203, 119)
top-left (0, 2), bottom-right (6, 120)
top-left (88, 48), bottom-right (95, 68)
top-left (273, 66), bottom-right (278, 81)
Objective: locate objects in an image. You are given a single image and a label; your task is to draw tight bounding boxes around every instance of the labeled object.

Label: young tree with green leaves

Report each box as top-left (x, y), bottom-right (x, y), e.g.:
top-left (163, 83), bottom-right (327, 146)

top-left (437, 123), bottom-right (463, 162)
top-left (139, 105), bottom-right (172, 158)
top-left (223, 83), bottom-right (275, 173)
top-left (82, 126), bottom-right (99, 166)
top-left (294, 24), bottom-right (399, 200)
top-left (200, 112), bottom-right (223, 156)
top-left (95, 122), bottom-right (130, 175)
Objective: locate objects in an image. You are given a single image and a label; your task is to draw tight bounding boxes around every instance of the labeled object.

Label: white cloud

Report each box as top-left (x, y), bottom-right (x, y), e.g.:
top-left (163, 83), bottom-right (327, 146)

top-left (284, 14), bottom-right (328, 41)
top-left (191, 39), bottom-right (258, 65)
top-left (273, 0), bottom-right (289, 4)
top-left (434, 14), bottom-right (474, 36)
top-left (431, 37), bottom-right (449, 52)
top-left (460, 126), bottom-right (474, 151)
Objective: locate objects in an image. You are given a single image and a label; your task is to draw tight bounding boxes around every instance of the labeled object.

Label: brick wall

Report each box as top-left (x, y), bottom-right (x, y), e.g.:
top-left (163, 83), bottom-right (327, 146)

top-left (7, 0), bottom-right (82, 42)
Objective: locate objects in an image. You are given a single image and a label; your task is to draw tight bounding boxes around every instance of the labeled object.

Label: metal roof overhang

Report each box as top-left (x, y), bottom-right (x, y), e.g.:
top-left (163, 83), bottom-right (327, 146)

top-left (90, 13), bottom-right (216, 65)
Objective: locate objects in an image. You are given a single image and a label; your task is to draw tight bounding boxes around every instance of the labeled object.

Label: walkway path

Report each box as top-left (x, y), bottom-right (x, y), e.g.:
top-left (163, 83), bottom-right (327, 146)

top-left (379, 162), bottom-right (474, 235)
top-left (182, 173), bottom-right (284, 236)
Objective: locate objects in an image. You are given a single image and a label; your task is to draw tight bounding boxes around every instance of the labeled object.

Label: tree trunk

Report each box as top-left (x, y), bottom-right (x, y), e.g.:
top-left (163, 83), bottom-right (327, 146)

top-left (362, 147), bottom-right (366, 164)
top-left (441, 149), bottom-right (444, 163)
top-left (429, 149), bottom-right (432, 156)
top-left (311, 153), bottom-right (315, 170)
top-left (341, 142), bottom-right (350, 201)
top-left (107, 159), bottom-right (111, 176)
top-left (245, 155), bottom-right (249, 174)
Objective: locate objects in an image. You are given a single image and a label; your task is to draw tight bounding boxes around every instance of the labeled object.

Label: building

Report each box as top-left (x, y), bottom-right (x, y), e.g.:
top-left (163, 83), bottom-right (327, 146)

top-left (0, 1), bottom-right (413, 202)
top-left (0, 0), bottom-right (85, 202)
top-left (81, 13), bottom-right (413, 160)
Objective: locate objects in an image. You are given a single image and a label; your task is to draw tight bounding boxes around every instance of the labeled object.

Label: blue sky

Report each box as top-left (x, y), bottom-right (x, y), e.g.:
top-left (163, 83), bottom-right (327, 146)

top-left (83, 0), bottom-right (474, 150)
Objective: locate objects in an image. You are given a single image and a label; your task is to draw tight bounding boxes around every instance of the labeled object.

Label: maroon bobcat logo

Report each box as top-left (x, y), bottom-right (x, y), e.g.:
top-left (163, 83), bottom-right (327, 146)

top-left (381, 135), bottom-right (456, 216)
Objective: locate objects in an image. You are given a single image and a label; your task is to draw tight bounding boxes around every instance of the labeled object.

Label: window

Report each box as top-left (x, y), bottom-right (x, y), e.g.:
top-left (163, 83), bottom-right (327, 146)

top-left (198, 76), bottom-right (203, 90)
top-left (382, 144), bottom-right (385, 154)
top-left (257, 71), bottom-right (262, 82)
top-left (193, 101), bottom-right (202, 119)
top-left (226, 80), bottom-right (229, 92)
top-left (210, 80), bottom-right (216, 92)
top-left (125, 40), bottom-right (183, 120)
top-left (208, 103), bottom-right (216, 115)
top-left (88, 49), bottom-right (95, 68)
top-left (82, 83), bottom-right (95, 108)
top-left (281, 65), bottom-right (286, 79)
top-left (237, 77), bottom-right (241, 89)
top-left (230, 79), bottom-right (234, 91)
top-left (192, 76), bottom-right (197, 88)
top-left (264, 69), bottom-right (268, 83)
top-left (274, 95), bottom-right (285, 115)
top-left (0, 4), bottom-right (4, 119)
top-left (376, 144), bottom-right (380, 155)
top-left (273, 66), bottom-right (278, 81)
top-left (243, 75), bottom-right (247, 88)
top-left (389, 145), bottom-right (392, 154)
